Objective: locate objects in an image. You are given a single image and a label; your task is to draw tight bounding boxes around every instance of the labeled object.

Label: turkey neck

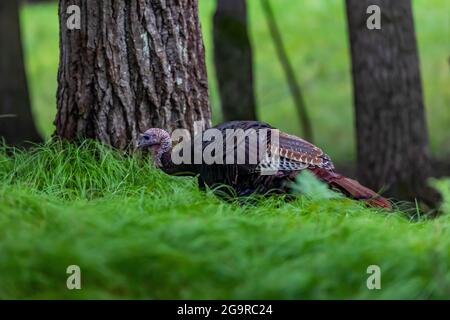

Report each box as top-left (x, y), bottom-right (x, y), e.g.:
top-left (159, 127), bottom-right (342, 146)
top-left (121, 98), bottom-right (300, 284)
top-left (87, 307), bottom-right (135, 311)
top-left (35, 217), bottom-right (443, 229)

top-left (160, 149), bottom-right (196, 176)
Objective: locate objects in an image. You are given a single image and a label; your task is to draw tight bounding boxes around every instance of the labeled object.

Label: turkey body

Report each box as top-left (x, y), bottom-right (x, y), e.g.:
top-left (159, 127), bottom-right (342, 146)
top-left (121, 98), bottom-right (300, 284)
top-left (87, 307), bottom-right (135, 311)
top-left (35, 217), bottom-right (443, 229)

top-left (173, 120), bottom-right (390, 208)
top-left (194, 121), bottom-right (315, 196)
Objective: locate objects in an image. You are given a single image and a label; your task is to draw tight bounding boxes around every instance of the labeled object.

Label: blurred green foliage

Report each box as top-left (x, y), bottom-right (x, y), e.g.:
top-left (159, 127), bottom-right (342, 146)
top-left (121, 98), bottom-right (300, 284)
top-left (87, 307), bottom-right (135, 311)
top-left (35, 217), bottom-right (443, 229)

top-left (21, 1), bottom-right (450, 162)
top-left (291, 170), bottom-right (343, 200)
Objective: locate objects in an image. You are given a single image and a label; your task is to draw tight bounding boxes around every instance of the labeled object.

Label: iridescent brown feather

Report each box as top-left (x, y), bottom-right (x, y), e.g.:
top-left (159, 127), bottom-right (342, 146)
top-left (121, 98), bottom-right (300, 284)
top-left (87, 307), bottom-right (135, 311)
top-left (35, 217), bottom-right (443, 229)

top-left (271, 131), bottom-right (334, 170)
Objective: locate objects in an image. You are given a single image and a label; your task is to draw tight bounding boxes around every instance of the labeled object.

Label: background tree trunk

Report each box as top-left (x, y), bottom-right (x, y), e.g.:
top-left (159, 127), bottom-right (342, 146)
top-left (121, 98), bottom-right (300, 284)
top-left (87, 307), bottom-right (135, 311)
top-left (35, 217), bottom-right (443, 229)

top-left (0, 0), bottom-right (42, 146)
top-left (346, 0), bottom-right (440, 206)
top-left (213, 0), bottom-right (256, 121)
top-left (56, 0), bottom-right (211, 149)
top-left (261, 0), bottom-right (313, 142)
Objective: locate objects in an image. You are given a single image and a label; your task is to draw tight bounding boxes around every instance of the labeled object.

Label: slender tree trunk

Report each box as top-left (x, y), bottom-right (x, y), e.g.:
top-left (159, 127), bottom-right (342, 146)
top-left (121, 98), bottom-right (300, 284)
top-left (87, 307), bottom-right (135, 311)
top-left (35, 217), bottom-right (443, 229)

top-left (56, 0), bottom-right (211, 149)
top-left (346, 0), bottom-right (440, 206)
top-left (261, 0), bottom-right (313, 142)
top-left (213, 0), bottom-right (256, 121)
top-left (0, 0), bottom-right (42, 146)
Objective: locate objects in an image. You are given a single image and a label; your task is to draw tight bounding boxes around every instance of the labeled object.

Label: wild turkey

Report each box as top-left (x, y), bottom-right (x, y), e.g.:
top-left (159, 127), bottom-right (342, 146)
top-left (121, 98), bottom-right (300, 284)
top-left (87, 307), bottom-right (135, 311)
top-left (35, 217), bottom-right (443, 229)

top-left (137, 121), bottom-right (391, 209)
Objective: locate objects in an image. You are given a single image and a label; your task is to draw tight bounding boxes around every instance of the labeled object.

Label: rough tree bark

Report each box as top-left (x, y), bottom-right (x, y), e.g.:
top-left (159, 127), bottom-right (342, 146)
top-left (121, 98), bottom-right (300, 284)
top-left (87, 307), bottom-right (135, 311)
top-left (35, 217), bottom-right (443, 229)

top-left (56, 0), bottom-right (211, 149)
top-left (0, 0), bottom-right (42, 146)
top-left (346, 0), bottom-right (440, 206)
top-left (213, 0), bottom-right (257, 121)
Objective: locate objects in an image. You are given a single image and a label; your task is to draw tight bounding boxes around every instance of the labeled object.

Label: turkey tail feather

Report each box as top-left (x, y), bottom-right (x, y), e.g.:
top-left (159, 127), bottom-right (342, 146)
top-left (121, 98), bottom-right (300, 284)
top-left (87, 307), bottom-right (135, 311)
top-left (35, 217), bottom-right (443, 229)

top-left (331, 176), bottom-right (392, 209)
top-left (310, 168), bottom-right (391, 209)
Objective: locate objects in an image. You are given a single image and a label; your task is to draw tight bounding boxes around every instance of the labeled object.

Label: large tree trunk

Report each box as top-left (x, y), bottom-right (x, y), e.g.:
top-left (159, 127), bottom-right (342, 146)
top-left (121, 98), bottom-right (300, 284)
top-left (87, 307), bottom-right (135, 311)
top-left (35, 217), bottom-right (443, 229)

top-left (346, 0), bottom-right (440, 206)
top-left (56, 0), bottom-right (211, 149)
top-left (0, 0), bottom-right (42, 146)
top-left (213, 0), bottom-right (257, 121)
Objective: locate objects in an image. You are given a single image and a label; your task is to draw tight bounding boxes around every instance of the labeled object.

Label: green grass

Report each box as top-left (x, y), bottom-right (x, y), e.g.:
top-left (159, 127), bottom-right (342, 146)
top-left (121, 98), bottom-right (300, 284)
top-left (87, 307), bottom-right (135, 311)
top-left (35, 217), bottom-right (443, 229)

top-left (21, 0), bottom-right (450, 162)
top-left (0, 142), bottom-right (449, 299)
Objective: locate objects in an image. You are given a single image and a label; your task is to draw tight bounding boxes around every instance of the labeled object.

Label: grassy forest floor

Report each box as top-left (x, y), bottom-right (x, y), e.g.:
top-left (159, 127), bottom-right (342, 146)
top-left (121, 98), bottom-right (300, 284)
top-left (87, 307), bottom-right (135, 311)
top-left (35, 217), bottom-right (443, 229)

top-left (0, 1), bottom-right (448, 299)
top-left (0, 142), bottom-right (449, 299)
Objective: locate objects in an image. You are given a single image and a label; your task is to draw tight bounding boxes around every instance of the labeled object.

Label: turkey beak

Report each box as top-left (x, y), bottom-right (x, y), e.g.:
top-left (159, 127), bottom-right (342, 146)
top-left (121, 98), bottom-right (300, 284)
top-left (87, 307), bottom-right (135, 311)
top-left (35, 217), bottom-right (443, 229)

top-left (137, 134), bottom-right (150, 149)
